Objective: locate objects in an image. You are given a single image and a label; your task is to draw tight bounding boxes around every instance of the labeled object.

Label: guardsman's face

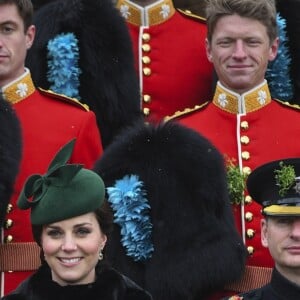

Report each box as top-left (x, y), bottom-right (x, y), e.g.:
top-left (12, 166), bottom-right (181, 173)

top-left (206, 14), bottom-right (278, 94)
top-left (261, 217), bottom-right (300, 281)
top-left (0, 3), bottom-right (35, 87)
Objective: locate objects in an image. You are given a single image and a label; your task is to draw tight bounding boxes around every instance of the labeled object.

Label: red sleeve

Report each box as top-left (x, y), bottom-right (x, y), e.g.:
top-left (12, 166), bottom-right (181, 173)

top-left (71, 110), bottom-right (103, 169)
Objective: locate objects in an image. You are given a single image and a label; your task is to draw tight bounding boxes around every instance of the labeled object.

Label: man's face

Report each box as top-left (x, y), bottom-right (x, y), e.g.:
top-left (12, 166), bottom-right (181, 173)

top-left (262, 217), bottom-right (300, 277)
top-left (206, 14), bottom-right (278, 94)
top-left (0, 3), bottom-right (35, 87)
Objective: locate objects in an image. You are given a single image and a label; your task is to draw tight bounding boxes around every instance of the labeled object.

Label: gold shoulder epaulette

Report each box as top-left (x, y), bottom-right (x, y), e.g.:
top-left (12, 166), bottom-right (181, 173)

top-left (38, 88), bottom-right (90, 111)
top-left (177, 8), bottom-right (206, 22)
top-left (273, 98), bottom-right (300, 111)
top-left (164, 101), bottom-right (209, 122)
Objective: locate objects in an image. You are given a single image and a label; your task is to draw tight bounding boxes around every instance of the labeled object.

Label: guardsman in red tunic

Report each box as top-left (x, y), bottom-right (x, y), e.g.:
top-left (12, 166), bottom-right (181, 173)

top-left (116, 0), bottom-right (214, 122)
top-left (0, 0), bottom-right (102, 296)
top-left (166, 0), bottom-right (300, 297)
top-left (27, 0), bottom-right (141, 149)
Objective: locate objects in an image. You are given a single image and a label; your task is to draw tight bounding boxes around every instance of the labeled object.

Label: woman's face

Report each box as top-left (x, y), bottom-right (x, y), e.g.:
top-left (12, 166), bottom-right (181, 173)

top-left (41, 212), bottom-right (107, 286)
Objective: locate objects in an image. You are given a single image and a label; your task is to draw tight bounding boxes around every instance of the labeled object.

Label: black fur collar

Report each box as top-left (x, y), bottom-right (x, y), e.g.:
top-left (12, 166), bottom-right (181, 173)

top-left (4, 263), bottom-right (152, 300)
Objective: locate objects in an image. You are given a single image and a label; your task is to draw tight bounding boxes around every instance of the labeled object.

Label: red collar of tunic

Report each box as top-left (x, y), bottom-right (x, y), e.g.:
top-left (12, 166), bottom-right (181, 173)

top-left (2, 68), bottom-right (36, 105)
top-left (213, 80), bottom-right (272, 114)
top-left (116, 0), bottom-right (176, 26)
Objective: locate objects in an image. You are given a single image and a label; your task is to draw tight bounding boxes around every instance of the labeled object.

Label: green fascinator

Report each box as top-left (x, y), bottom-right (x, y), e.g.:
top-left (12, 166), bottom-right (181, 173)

top-left (17, 139), bottom-right (105, 225)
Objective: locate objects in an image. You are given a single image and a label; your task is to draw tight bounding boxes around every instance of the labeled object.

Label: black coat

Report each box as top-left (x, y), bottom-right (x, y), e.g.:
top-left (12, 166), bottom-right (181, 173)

top-left (2, 263), bottom-right (152, 300)
top-left (223, 268), bottom-right (300, 300)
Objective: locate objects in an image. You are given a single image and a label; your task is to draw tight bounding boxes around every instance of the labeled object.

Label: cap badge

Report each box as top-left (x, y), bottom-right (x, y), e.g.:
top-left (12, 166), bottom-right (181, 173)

top-left (293, 177), bottom-right (300, 194)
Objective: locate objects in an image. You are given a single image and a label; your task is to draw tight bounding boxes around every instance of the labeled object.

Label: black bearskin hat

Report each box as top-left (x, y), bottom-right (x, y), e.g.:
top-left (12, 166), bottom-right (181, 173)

top-left (0, 96), bottom-right (22, 226)
top-left (26, 0), bottom-right (141, 148)
top-left (94, 121), bottom-right (246, 299)
top-left (31, 0), bottom-right (55, 11)
top-left (276, 0), bottom-right (300, 104)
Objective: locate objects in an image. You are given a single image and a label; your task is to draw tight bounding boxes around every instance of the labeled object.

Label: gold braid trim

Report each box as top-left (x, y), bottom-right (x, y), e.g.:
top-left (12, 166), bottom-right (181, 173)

top-left (164, 101), bottom-right (209, 122)
top-left (38, 88), bottom-right (90, 111)
top-left (273, 98), bottom-right (300, 111)
top-left (177, 8), bottom-right (206, 22)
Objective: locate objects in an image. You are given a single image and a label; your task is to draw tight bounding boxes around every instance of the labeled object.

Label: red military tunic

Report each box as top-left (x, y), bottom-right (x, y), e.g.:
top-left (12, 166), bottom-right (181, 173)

top-left (168, 80), bottom-right (300, 294)
top-left (116, 0), bottom-right (214, 122)
top-left (0, 69), bottom-right (103, 296)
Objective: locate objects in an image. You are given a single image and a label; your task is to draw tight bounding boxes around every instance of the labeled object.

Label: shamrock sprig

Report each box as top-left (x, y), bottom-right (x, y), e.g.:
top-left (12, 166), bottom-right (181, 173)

top-left (274, 161), bottom-right (296, 197)
top-left (226, 157), bottom-right (248, 205)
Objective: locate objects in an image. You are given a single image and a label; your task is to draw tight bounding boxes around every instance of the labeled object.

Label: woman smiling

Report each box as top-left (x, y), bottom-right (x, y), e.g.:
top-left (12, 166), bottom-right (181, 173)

top-left (2, 139), bottom-right (152, 300)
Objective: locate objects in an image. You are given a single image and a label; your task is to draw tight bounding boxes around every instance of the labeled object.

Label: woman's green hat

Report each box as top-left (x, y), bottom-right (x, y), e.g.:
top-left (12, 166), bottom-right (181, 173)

top-left (17, 139), bottom-right (105, 225)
